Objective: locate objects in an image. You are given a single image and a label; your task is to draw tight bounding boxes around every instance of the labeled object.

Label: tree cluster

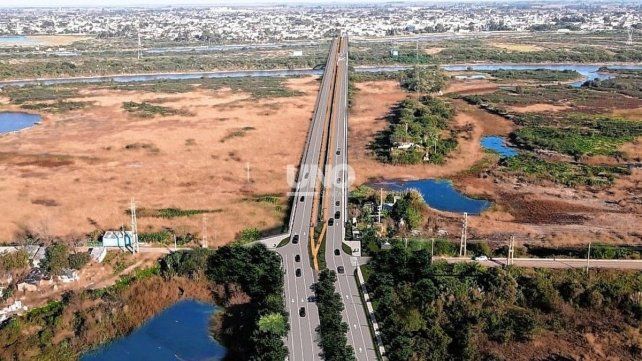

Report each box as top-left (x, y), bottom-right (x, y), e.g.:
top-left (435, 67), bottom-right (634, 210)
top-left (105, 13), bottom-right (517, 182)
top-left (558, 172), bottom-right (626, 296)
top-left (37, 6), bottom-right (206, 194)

top-left (314, 270), bottom-right (356, 361)
top-left (366, 240), bottom-right (642, 360)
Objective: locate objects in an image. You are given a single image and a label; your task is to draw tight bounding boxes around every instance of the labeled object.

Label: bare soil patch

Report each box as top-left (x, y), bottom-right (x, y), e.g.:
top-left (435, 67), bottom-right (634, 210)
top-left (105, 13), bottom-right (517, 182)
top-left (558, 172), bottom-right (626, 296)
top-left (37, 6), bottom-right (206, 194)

top-left (509, 103), bottom-right (571, 113)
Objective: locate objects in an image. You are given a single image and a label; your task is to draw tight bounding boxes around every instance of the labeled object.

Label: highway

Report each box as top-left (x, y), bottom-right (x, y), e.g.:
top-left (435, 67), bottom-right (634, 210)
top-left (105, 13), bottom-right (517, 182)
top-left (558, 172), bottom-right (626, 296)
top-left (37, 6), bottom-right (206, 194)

top-left (323, 36), bottom-right (378, 361)
top-left (278, 35), bottom-right (378, 361)
top-left (277, 38), bottom-right (340, 361)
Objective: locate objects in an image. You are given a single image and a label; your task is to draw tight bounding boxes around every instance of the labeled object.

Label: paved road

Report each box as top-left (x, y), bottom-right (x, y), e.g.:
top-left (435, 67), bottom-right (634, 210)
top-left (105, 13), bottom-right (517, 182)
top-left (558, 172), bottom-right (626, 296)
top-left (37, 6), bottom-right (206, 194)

top-left (277, 38), bottom-right (341, 361)
top-left (440, 257), bottom-right (642, 270)
top-left (323, 36), bottom-right (378, 361)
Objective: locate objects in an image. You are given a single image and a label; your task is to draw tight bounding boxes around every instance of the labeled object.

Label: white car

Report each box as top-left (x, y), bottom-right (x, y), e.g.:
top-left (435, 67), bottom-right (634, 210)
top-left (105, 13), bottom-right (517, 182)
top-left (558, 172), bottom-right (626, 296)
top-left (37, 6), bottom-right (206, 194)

top-left (474, 255), bottom-right (489, 261)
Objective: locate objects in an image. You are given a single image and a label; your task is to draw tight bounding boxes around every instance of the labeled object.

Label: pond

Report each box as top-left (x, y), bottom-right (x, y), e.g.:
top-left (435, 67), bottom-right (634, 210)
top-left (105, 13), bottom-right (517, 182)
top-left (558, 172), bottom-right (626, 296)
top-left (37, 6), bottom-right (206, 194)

top-left (82, 300), bottom-right (225, 361)
top-left (0, 112), bottom-right (42, 134)
top-left (441, 63), bottom-right (642, 88)
top-left (480, 136), bottom-right (518, 158)
top-left (372, 179), bottom-right (491, 215)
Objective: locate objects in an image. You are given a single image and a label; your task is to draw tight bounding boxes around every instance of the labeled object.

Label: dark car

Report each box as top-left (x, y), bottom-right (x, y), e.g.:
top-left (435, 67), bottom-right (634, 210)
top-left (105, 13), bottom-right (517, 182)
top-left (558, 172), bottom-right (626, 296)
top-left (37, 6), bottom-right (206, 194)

top-left (292, 235), bottom-right (299, 244)
top-left (334, 211), bottom-right (340, 219)
top-left (300, 196), bottom-right (305, 202)
top-left (307, 295), bottom-right (317, 302)
top-left (336, 149), bottom-right (340, 155)
top-left (295, 254), bottom-right (301, 262)
top-left (335, 201), bottom-right (340, 206)
top-left (296, 269), bottom-right (301, 277)
top-left (328, 218), bottom-right (334, 226)
top-left (299, 307), bottom-right (306, 317)
top-left (337, 266), bottom-right (345, 274)
top-left (334, 249), bottom-right (340, 256)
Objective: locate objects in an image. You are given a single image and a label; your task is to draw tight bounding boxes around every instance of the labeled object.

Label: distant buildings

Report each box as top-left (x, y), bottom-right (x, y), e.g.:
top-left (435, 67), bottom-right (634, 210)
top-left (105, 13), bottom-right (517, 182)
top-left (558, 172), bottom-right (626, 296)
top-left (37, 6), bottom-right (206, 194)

top-left (0, 4), bottom-right (639, 44)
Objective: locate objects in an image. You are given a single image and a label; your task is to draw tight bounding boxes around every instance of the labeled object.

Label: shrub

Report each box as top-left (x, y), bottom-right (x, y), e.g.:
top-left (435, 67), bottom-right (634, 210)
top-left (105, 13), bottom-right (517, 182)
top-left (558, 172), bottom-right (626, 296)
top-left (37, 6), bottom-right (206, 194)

top-left (68, 253), bottom-right (90, 270)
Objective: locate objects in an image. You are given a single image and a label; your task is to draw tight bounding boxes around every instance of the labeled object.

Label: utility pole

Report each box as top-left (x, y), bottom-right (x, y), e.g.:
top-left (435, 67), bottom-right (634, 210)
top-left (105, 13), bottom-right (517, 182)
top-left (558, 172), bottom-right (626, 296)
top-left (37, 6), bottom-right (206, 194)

top-left (459, 212), bottom-right (468, 257)
top-left (202, 214), bottom-right (208, 248)
top-left (431, 238), bottom-right (434, 259)
top-left (507, 235), bottom-right (515, 266)
top-left (415, 40), bottom-right (419, 63)
top-left (378, 188), bottom-right (383, 223)
top-left (586, 242), bottom-right (591, 274)
top-left (130, 198), bottom-right (138, 253)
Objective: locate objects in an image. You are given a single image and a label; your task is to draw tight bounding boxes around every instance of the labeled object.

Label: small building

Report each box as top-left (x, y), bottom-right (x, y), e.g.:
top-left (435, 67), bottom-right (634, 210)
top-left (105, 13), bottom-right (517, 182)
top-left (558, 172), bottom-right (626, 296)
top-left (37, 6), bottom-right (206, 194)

top-left (58, 269), bottom-right (79, 284)
top-left (89, 247), bottom-right (107, 263)
top-left (102, 231), bottom-right (135, 248)
top-left (381, 241), bottom-right (392, 250)
top-left (390, 49), bottom-right (399, 57)
top-left (291, 50), bottom-right (303, 57)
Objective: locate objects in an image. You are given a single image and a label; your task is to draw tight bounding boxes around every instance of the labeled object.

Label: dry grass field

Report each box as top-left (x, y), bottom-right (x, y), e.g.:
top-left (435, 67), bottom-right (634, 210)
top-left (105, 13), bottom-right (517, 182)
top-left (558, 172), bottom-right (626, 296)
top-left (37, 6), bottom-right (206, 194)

top-left (0, 77), bottom-right (319, 245)
top-left (348, 78), bottom-right (642, 246)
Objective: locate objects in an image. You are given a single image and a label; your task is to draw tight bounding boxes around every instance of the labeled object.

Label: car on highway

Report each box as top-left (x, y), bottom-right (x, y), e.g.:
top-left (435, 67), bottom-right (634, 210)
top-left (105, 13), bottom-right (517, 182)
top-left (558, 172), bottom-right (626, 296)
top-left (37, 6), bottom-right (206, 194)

top-left (295, 254), bottom-right (300, 262)
top-left (335, 201), bottom-right (340, 206)
top-left (328, 218), bottom-right (334, 226)
top-left (299, 196), bottom-right (305, 202)
top-left (299, 307), bottom-right (306, 317)
top-left (334, 211), bottom-right (340, 219)
top-left (307, 295), bottom-right (317, 302)
top-left (337, 177), bottom-right (341, 184)
top-left (336, 149), bottom-right (340, 155)
top-left (292, 235), bottom-right (299, 244)
top-left (334, 249), bottom-right (340, 256)
top-left (475, 255), bottom-right (489, 261)
top-left (296, 269), bottom-right (301, 277)
top-left (337, 266), bottom-right (344, 274)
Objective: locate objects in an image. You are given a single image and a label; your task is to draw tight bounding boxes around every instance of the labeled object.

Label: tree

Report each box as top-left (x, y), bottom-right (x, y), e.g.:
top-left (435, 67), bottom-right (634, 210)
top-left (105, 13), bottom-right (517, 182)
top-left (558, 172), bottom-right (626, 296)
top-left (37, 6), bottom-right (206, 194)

top-left (400, 65), bottom-right (447, 93)
top-left (41, 244), bottom-right (70, 275)
top-left (0, 250), bottom-right (29, 271)
top-left (68, 252), bottom-right (90, 270)
top-left (257, 313), bottom-right (287, 336)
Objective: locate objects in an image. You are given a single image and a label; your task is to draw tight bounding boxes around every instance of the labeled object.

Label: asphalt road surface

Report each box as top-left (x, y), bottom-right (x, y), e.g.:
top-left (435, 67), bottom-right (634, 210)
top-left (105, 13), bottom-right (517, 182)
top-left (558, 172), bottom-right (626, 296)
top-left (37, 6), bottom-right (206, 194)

top-left (323, 36), bottom-right (378, 361)
top-left (277, 38), bottom-right (340, 361)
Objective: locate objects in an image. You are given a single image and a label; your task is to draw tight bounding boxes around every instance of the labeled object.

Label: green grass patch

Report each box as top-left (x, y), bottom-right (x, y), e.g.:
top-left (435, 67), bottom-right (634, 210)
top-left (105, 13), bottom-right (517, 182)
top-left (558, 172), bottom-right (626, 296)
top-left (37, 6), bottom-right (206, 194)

top-left (481, 69), bottom-right (581, 82)
top-left (502, 154), bottom-right (629, 187)
top-left (20, 100), bottom-right (93, 113)
top-left (132, 207), bottom-right (221, 219)
top-left (512, 115), bottom-right (642, 157)
top-left (122, 101), bottom-right (189, 118)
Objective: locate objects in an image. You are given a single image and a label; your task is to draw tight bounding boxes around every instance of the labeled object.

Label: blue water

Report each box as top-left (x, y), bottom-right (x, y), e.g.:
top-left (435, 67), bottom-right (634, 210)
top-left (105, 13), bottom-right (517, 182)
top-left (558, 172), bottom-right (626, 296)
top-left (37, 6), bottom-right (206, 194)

top-left (0, 112), bottom-right (42, 134)
top-left (0, 36), bottom-right (36, 45)
top-left (375, 179), bottom-right (491, 214)
top-left (481, 136), bottom-right (518, 158)
top-left (82, 300), bottom-right (225, 361)
top-left (442, 64), bottom-right (642, 88)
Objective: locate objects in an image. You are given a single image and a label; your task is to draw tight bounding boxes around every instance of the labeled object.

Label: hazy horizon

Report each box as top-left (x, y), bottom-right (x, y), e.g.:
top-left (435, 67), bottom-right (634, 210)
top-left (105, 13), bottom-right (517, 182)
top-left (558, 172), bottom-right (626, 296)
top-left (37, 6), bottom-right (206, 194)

top-left (0, 0), bottom-right (618, 9)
